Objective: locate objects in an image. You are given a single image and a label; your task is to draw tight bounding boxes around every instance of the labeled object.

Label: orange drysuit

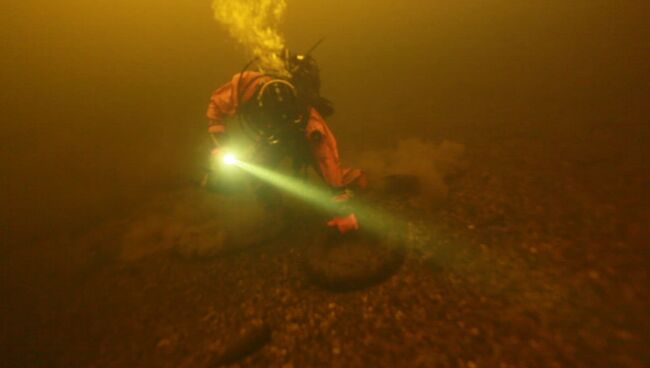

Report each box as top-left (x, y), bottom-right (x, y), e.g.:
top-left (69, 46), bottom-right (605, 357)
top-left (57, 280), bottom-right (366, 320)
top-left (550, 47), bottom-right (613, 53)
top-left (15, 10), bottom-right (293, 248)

top-left (206, 71), bottom-right (364, 190)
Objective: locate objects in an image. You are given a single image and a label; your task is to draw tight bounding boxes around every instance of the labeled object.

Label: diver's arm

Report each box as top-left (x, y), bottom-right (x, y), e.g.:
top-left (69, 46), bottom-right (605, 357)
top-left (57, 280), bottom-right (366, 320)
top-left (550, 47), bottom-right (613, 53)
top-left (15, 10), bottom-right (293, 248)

top-left (306, 108), bottom-right (366, 233)
top-left (306, 108), bottom-right (344, 187)
top-left (206, 82), bottom-right (234, 146)
top-left (206, 71), bottom-right (268, 147)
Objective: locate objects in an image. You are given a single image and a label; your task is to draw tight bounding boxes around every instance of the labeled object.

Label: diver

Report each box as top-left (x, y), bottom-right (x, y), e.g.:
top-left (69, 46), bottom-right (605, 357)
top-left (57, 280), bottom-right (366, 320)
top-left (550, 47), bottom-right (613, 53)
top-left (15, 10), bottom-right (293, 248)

top-left (205, 50), bottom-right (366, 234)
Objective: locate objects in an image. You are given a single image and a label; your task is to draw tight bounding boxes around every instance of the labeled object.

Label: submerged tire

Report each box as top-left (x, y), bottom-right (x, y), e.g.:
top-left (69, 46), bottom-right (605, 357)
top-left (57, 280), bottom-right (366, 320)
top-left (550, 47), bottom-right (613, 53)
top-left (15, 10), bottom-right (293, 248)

top-left (303, 221), bottom-right (405, 292)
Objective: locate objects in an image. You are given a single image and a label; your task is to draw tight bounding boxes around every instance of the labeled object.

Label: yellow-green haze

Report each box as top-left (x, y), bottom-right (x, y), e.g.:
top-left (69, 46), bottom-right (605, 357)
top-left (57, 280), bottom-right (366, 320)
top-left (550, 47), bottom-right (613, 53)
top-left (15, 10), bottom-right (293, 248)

top-left (213, 0), bottom-right (288, 75)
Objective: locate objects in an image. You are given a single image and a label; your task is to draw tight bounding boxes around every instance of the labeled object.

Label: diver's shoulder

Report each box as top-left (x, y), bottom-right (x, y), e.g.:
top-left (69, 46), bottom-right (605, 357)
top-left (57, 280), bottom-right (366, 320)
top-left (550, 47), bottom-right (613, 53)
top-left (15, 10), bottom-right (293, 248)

top-left (231, 71), bottom-right (269, 83)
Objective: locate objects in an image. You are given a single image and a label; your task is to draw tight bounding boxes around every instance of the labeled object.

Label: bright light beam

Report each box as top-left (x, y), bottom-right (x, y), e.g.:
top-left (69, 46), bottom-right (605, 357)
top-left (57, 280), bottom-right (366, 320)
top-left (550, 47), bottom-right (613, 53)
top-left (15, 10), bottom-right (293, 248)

top-left (235, 160), bottom-right (336, 212)
top-left (223, 153), bottom-right (238, 165)
top-left (232, 159), bottom-right (396, 235)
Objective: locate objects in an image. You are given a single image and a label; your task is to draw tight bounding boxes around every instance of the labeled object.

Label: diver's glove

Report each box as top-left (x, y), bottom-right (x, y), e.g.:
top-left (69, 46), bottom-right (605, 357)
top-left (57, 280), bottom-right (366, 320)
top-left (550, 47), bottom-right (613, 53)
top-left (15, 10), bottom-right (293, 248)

top-left (327, 213), bottom-right (359, 234)
top-left (327, 188), bottom-right (359, 234)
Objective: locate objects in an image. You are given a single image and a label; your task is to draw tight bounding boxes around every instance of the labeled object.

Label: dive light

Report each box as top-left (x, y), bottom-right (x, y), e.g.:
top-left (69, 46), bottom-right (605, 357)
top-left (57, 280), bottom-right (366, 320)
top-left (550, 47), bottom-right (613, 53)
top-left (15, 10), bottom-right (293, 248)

top-left (223, 153), bottom-right (237, 165)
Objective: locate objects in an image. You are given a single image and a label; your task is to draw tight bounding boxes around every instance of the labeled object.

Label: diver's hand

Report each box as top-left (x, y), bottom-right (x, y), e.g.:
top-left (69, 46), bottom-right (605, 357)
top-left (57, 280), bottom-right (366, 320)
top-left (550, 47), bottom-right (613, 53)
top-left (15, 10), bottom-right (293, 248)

top-left (327, 213), bottom-right (359, 234)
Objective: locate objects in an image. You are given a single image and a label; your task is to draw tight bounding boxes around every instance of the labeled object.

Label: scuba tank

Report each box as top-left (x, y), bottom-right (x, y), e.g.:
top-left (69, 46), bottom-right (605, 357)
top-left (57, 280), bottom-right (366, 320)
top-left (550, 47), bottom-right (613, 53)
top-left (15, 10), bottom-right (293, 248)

top-left (233, 39), bottom-right (333, 176)
top-left (237, 38), bottom-right (334, 141)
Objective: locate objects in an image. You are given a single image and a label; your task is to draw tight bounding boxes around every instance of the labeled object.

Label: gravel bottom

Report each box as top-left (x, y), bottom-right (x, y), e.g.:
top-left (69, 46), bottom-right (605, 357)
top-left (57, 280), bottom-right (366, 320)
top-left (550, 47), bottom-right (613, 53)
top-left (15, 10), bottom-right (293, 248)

top-left (2, 134), bottom-right (648, 367)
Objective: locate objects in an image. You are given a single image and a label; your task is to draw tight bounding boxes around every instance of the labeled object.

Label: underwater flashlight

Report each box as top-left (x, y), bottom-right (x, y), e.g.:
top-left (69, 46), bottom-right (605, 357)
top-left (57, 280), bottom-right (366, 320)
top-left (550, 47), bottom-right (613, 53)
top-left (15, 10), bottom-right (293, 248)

top-left (223, 153), bottom-right (237, 165)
